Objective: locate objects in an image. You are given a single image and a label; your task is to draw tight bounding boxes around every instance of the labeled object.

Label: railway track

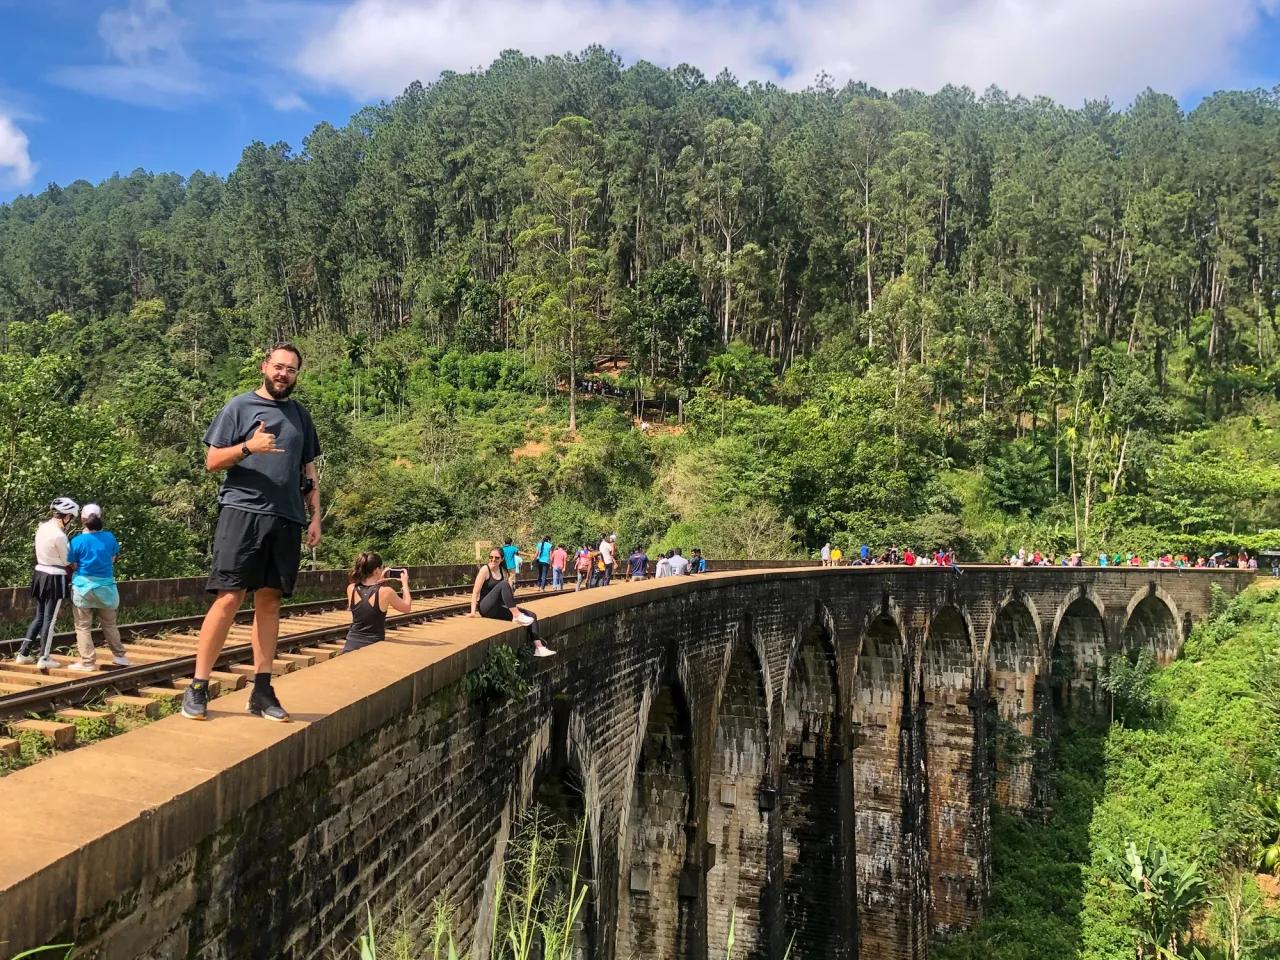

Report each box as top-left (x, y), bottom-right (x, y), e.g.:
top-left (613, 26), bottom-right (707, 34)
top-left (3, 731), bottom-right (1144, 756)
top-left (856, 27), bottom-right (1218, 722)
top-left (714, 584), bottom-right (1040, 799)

top-left (0, 581), bottom-right (550, 730)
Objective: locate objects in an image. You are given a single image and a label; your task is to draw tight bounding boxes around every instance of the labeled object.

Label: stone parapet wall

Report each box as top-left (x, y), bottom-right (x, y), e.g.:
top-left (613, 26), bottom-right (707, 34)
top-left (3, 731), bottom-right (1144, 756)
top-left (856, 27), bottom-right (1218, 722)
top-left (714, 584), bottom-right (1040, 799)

top-left (0, 566), bottom-right (1253, 959)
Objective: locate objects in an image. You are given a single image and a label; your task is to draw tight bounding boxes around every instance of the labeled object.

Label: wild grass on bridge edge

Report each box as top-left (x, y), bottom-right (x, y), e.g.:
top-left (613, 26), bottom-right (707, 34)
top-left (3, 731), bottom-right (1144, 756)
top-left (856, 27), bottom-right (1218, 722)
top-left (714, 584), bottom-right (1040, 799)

top-left (935, 585), bottom-right (1280, 960)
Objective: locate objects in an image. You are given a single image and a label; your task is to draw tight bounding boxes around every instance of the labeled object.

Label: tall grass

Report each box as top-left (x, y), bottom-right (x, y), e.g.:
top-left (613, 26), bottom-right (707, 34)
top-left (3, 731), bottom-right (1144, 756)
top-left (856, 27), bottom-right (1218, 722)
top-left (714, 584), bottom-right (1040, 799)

top-left (354, 809), bottom-right (796, 960)
top-left (354, 808), bottom-right (588, 960)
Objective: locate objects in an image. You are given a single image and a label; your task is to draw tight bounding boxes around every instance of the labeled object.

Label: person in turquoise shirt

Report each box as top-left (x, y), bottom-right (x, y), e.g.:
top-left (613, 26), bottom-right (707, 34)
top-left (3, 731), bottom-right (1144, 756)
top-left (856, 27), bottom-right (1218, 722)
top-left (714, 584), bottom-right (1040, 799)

top-left (66, 503), bottom-right (130, 670)
top-left (536, 536), bottom-right (553, 589)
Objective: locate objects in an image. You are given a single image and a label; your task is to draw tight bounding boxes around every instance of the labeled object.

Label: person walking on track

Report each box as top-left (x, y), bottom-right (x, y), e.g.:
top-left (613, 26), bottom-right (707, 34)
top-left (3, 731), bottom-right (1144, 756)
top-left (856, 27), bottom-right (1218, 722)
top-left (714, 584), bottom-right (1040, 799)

top-left (15, 497), bottom-right (79, 670)
top-left (182, 343), bottom-right (322, 722)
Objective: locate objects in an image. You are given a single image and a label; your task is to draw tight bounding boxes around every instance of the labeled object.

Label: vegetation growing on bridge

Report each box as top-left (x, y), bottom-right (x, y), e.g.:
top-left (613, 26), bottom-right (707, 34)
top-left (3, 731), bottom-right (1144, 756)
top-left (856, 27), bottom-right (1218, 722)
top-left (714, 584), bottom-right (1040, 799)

top-left (936, 586), bottom-right (1280, 960)
top-left (5, 52), bottom-right (1280, 581)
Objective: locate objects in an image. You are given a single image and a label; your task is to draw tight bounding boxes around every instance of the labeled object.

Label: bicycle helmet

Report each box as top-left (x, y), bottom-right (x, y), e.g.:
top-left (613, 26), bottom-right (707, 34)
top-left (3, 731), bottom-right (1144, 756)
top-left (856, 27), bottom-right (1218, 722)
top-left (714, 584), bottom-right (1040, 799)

top-left (50, 497), bottom-right (79, 518)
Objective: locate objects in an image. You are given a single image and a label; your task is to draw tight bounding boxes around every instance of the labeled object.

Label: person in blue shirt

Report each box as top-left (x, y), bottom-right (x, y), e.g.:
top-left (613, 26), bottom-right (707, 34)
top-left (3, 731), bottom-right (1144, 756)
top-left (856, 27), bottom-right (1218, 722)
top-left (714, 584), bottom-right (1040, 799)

top-left (860, 543), bottom-right (870, 562)
top-left (501, 538), bottom-right (519, 574)
top-left (689, 548), bottom-right (707, 574)
top-left (535, 536), bottom-right (553, 589)
top-left (66, 503), bottom-right (130, 671)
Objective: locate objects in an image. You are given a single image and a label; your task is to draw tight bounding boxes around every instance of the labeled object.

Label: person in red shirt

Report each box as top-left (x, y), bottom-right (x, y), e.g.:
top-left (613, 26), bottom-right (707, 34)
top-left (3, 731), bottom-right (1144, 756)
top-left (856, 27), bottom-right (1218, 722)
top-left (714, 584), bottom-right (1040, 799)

top-left (903, 547), bottom-right (916, 566)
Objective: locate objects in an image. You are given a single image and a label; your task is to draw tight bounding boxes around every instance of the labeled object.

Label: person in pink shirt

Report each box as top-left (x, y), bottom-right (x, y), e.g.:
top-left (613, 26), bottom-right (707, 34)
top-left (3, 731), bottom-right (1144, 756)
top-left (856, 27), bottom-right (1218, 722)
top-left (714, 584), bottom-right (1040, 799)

top-left (550, 543), bottom-right (568, 591)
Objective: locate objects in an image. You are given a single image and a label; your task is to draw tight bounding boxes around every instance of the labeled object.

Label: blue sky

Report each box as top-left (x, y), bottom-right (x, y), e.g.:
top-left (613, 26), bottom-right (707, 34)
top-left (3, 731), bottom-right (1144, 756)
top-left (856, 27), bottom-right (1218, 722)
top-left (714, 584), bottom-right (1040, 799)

top-left (2, 0), bottom-right (1279, 202)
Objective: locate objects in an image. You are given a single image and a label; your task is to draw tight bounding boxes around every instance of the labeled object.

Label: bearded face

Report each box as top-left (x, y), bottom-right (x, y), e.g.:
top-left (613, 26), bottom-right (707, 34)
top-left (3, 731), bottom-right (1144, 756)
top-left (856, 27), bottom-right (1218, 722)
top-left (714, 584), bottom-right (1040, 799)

top-left (261, 350), bottom-right (301, 399)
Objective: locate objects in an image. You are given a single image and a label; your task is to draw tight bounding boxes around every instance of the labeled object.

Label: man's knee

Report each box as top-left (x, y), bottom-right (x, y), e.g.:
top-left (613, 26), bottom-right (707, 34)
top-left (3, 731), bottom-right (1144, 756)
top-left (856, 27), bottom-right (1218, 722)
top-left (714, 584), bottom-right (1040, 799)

top-left (253, 588), bottom-right (283, 612)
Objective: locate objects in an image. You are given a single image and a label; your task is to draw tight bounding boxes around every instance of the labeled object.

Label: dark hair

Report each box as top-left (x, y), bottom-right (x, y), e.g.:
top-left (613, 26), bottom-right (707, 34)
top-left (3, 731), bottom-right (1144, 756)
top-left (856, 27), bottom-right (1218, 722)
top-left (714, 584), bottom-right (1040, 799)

top-left (266, 341), bottom-right (304, 369)
top-left (350, 551), bottom-right (383, 583)
top-left (84, 515), bottom-right (103, 532)
top-left (504, 537), bottom-right (513, 545)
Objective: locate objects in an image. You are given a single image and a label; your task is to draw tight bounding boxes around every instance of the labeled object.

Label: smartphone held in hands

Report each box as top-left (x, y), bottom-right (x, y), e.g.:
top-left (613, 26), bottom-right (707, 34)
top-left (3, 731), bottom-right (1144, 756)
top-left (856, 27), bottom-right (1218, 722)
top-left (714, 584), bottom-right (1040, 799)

top-left (384, 567), bottom-right (407, 578)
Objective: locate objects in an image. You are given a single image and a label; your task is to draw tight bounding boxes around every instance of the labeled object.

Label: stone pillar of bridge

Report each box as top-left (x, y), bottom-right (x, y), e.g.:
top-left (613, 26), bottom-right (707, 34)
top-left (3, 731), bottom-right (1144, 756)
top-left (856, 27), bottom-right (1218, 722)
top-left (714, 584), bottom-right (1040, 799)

top-left (706, 635), bottom-right (772, 960)
top-left (779, 622), bottom-right (855, 960)
top-left (921, 604), bottom-right (983, 935)
top-left (985, 596), bottom-right (1042, 814)
top-left (617, 684), bottom-right (696, 959)
top-left (853, 608), bottom-right (921, 960)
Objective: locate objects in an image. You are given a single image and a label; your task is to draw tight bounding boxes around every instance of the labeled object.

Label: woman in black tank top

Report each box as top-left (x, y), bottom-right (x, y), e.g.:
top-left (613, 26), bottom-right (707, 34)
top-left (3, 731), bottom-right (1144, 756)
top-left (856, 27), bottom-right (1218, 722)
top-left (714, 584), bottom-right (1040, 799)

top-left (469, 549), bottom-right (556, 657)
top-left (343, 552), bottom-right (413, 653)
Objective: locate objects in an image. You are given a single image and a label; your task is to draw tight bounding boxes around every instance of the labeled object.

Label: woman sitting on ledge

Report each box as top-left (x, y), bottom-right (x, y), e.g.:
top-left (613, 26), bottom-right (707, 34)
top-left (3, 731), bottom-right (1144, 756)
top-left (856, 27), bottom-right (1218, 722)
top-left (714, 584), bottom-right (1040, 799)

top-left (343, 551), bottom-right (413, 653)
top-left (469, 548), bottom-right (556, 657)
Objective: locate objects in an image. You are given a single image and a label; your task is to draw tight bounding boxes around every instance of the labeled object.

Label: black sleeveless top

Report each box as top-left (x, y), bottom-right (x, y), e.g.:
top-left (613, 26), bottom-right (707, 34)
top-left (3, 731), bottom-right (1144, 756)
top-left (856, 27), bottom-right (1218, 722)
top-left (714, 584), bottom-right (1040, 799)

top-left (345, 582), bottom-right (387, 651)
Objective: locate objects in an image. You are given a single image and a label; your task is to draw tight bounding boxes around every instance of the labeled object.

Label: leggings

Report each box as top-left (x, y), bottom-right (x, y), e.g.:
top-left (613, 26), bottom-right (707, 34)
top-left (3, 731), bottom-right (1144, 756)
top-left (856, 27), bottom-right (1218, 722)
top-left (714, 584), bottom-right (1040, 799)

top-left (21, 596), bottom-right (62, 659)
top-left (478, 579), bottom-right (541, 641)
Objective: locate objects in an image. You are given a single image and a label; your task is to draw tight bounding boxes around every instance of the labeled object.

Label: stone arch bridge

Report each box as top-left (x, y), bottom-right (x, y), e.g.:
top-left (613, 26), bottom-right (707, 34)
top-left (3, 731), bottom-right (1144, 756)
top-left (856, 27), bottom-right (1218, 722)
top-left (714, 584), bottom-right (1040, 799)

top-left (0, 566), bottom-right (1252, 960)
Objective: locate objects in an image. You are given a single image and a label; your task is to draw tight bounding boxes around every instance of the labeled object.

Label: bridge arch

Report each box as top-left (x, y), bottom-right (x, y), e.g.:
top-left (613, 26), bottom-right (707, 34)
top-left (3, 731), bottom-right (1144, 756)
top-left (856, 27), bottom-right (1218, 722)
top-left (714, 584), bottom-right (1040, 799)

top-left (707, 619), bottom-right (773, 960)
top-left (1049, 589), bottom-right (1109, 712)
top-left (477, 719), bottom-right (601, 960)
top-left (1122, 586), bottom-right (1182, 664)
top-left (780, 617), bottom-right (853, 958)
top-left (852, 605), bottom-right (910, 960)
top-left (984, 593), bottom-right (1043, 812)
top-left (921, 604), bottom-right (982, 934)
top-left (617, 679), bottom-right (696, 959)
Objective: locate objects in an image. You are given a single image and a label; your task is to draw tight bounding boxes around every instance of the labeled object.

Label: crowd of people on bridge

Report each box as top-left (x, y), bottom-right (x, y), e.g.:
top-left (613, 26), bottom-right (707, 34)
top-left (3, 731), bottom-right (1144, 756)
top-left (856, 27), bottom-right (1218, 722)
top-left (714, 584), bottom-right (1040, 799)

top-left (1004, 547), bottom-right (1258, 570)
top-left (820, 542), bottom-right (963, 572)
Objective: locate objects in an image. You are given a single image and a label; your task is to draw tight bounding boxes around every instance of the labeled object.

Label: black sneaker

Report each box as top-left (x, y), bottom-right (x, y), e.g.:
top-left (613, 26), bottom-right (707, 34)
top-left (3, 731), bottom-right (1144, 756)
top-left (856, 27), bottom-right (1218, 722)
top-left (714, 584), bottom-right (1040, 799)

top-left (181, 683), bottom-right (208, 721)
top-left (247, 686), bottom-right (290, 722)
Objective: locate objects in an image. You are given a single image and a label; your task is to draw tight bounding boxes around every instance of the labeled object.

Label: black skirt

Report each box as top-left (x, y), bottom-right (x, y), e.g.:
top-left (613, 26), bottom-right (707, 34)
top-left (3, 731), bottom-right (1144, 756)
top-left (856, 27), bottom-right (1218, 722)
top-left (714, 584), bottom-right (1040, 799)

top-left (29, 570), bottom-right (68, 602)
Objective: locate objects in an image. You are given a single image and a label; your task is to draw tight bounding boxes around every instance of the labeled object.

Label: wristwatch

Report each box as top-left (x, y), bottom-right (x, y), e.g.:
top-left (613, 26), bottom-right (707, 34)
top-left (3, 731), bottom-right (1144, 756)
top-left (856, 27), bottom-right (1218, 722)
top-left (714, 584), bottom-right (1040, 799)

top-left (241, 444), bottom-right (251, 460)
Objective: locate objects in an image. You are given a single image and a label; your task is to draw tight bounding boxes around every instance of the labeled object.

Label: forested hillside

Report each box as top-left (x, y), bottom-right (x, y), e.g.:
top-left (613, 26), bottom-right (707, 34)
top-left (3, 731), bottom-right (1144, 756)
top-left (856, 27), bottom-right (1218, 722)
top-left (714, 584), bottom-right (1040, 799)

top-left (4, 48), bottom-right (1280, 579)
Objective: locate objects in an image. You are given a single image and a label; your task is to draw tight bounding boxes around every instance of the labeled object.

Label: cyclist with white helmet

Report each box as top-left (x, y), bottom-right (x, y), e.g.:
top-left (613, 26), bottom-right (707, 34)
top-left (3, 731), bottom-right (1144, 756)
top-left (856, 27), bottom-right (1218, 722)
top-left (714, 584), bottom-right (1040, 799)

top-left (14, 497), bottom-right (78, 669)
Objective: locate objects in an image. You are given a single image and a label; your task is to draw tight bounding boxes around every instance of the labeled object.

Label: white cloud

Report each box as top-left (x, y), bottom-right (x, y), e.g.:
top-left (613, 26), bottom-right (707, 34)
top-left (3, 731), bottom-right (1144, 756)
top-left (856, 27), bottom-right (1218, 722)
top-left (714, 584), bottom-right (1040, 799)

top-left (270, 91), bottom-right (312, 111)
top-left (0, 113), bottom-right (36, 189)
top-left (51, 0), bottom-right (206, 108)
top-left (292, 0), bottom-right (1278, 104)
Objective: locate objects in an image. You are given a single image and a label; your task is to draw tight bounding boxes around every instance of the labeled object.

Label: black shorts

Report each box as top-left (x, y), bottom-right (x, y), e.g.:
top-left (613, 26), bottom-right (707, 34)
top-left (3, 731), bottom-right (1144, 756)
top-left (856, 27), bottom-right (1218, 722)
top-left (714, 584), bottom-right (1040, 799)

top-left (207, 507), bottom-right (302, 597)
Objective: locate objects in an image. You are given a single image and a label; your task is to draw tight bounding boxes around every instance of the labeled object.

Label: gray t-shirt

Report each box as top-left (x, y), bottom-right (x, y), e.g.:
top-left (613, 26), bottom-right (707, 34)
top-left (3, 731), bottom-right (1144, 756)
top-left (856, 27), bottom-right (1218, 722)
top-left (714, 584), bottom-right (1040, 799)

top-left (202, 391), bottom-right (320, 525)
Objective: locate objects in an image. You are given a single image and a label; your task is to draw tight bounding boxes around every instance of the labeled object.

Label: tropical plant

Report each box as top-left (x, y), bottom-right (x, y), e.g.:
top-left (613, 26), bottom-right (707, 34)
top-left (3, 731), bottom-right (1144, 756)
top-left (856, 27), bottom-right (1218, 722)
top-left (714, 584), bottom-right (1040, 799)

top-left (1109, 839), bottom-right (1210, 959)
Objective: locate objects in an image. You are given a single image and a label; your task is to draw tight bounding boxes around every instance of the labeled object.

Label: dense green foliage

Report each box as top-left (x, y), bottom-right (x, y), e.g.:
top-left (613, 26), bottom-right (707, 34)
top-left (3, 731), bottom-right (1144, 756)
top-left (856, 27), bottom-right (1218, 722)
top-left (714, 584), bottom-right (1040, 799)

top-left (4, 49), bottom-right (1280, 577)
top-left (936, 587), bottom-right (1280, 959)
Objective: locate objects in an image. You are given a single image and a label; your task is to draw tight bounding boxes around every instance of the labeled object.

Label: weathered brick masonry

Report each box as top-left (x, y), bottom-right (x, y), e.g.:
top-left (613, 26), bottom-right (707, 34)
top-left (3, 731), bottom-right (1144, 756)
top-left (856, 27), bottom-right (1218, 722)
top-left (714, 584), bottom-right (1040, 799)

top-left (0, 566), bottom-right (1251, 960)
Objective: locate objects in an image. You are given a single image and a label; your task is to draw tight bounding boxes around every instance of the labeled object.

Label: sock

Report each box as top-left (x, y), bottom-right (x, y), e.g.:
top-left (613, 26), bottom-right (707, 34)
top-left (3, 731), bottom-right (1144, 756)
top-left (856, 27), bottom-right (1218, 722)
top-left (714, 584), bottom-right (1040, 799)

top-left (253, 672), bottom-right (273, 695)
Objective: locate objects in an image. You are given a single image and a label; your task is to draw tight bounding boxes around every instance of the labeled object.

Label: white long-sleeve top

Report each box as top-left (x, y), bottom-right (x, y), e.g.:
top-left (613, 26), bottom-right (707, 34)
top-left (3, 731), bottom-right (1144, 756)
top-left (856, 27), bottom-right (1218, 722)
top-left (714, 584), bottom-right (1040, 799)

top-left (34, 518), bottom-right (69, 575)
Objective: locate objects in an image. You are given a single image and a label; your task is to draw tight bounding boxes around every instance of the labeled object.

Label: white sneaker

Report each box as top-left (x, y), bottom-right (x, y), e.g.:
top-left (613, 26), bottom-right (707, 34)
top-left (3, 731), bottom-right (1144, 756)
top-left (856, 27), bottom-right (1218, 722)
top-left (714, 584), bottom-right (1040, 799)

top-left (65, 661), bottom-right (95, 673)
top-left (112, 655), bottom-right (131, 667)
top-left (533, 643), bottom-right (557, 658)
top-left (12, 653), bottom-right (35, 665)
top-left (35, 656), bottom-right (59, 670)
top-left (515, 613), bottom-right (535, 625)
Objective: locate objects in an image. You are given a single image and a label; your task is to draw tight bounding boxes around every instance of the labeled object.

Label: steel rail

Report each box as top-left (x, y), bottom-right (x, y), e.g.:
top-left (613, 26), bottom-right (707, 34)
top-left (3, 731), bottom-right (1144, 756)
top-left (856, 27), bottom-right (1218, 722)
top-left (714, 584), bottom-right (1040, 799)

top-left (0, 578), bottom-right (511, 655)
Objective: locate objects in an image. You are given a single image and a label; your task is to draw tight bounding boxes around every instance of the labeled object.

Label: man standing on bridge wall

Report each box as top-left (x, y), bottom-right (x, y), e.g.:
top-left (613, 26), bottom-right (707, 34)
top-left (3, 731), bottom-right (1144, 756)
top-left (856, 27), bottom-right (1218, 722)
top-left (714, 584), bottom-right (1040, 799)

top-left (181, 342), bottom-right (322, 723)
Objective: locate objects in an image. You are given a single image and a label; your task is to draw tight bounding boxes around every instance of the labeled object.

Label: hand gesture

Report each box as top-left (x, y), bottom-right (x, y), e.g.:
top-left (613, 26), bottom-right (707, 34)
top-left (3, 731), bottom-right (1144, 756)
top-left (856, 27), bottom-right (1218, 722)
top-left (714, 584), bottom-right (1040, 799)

top-left (246, 421), bottom-right (286, 455)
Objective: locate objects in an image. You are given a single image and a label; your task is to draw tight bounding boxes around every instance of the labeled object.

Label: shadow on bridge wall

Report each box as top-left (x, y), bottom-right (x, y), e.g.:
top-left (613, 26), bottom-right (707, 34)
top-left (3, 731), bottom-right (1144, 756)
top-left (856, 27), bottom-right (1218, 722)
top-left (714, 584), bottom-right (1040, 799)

top-left (0, 567), bottom-right (1251, 960)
